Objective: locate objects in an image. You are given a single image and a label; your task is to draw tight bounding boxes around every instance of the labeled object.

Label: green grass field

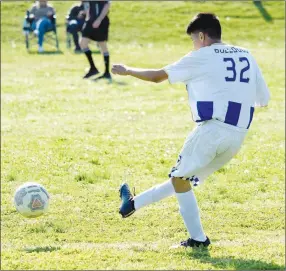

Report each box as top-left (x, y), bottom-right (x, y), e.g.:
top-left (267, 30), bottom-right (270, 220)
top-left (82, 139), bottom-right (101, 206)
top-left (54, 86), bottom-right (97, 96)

top-left (1, 1), bottom-right (285, 270)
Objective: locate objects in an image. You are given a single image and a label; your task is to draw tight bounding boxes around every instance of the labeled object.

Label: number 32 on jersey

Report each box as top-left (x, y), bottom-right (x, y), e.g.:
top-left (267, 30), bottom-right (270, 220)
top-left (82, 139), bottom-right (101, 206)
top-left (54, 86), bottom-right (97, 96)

top-left (223, 57), bottom-right (250, 83)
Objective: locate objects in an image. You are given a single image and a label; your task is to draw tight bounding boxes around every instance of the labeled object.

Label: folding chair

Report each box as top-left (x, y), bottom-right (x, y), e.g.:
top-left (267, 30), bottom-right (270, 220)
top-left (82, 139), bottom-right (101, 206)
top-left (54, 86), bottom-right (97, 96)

top-left (23, 10), bottom-right (59, 51)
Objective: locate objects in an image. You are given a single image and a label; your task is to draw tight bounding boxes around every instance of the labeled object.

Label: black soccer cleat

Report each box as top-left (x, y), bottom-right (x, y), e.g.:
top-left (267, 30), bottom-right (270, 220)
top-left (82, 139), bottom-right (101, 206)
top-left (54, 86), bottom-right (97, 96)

top-left (83, 67), bottom-right (99, 79)
top-left (97, 72), bottom-right (112, 82)
top-left (180, 236), bottom-right (211, 248)
top-left (119, 183), bottom-right (135, 218)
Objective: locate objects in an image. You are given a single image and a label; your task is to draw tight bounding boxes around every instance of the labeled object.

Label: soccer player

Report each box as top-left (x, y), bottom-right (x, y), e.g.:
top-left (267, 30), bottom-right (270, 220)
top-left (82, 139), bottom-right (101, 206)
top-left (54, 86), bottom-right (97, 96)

top-left (80, 1), bottom-right (111, 80)
top-left (112, 13), bottom-right (270, 248)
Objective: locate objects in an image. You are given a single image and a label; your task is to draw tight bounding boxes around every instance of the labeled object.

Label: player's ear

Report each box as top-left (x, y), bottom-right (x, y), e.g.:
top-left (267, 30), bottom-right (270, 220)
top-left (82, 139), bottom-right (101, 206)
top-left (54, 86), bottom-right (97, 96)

top-left (199, 32), bottom-right (204, 42)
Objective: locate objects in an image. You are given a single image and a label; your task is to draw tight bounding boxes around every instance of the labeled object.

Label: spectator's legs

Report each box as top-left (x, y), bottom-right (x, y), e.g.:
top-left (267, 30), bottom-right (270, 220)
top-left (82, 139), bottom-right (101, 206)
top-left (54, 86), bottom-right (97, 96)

top-left (31, 21), bottom-right (36, 31)
top-left (67, 21), bottom-right (81, 51)
top-left (37, 18), bottom-right (53, 51)
top-left (31, 21), bottom-right (37, 36)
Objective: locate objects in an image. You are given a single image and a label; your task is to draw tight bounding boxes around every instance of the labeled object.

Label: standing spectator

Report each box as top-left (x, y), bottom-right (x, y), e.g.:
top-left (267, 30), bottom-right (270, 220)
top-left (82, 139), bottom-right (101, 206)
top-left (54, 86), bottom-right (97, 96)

top-left (80, 1), bottom-right (111, 81)
top-left (66, 1), bottom-right (88, 53)
top-left (29, 0), bottom-right (55, 53)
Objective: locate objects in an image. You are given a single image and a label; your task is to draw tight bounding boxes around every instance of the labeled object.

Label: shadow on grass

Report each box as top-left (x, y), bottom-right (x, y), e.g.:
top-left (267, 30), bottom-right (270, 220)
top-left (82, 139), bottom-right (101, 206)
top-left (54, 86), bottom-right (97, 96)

top-left (176, 248), bottom-right (284, 270)
top-left (24, 246), bottom-right (61, 253)
top-left (92, 77), bottom-right (128, 86)
top-left (27, 50), bottom-right (63, 55)
top-left (253, 0), bottom-right (273, 22)
top-left (67, 49), bottom-right (101, 55)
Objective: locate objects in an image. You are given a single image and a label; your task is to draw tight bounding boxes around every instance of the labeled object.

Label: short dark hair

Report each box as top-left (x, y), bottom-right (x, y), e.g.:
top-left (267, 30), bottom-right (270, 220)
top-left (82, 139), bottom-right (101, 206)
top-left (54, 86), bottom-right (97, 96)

top-left (186, 13), bottom-right (221, 40)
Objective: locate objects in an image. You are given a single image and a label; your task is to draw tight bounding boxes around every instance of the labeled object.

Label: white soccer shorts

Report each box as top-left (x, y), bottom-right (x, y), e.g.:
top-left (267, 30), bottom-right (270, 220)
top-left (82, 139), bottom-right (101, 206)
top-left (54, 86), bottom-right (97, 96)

top-left (169, 119), bottom-right (247, 186)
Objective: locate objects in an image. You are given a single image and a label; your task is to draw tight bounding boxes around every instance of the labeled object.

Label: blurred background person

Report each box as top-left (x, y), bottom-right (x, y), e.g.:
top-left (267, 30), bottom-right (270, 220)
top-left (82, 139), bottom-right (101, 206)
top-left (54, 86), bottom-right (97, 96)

top-left (66, 1), bottom-right (88, 53)
top-left (80, 1), bottom-right (111, 81)
top-left (29, 0), bottom-right (55, 52)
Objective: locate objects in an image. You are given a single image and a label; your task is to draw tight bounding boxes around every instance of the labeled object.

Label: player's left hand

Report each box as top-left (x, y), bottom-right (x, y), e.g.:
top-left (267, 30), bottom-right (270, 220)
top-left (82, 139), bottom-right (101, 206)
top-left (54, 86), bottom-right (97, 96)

top-left (112, 64), bottom-right (129, 76)
top-left (92, 19), bottom-right (101, 28)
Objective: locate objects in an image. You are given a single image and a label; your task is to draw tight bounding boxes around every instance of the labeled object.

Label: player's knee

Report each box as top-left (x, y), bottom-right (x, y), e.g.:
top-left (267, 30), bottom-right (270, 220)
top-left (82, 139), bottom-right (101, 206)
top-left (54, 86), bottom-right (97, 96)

top-left (171, 177), bottom-right (191, 193)
top-left (80, 38), bottom-right (88, 50)
top-left (98, 41), bottom-right (108, 54)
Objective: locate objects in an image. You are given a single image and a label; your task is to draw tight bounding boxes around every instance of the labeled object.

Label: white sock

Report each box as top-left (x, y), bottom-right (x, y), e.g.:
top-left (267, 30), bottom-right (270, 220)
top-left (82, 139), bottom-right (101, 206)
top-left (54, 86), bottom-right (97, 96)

top-left (176, 190), bottom-right (206, 242)
top-left (134, 179), bottom-right (175, 210)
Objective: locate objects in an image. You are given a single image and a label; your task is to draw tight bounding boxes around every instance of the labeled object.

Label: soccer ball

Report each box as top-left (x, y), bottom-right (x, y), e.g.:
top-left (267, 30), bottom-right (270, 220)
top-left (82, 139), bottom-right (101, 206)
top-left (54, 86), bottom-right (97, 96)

top-left (14, 182), bottom-right (50, 218)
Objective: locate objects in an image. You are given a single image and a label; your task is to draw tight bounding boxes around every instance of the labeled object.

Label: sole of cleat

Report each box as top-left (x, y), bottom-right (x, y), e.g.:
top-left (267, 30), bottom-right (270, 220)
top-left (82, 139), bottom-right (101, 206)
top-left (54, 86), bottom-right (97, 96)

top-left (119, 209), bottom-right (135, 218)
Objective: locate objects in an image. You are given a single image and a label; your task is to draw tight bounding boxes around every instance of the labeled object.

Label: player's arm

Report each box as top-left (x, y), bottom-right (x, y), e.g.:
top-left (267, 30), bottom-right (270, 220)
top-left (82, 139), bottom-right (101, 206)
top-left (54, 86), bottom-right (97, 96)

top-left (97, 2), bottom-right (110, 23)
top-left (112, 64), bottom-right (168, 83)
top-left (112, 52), bottom-right (199, 83)
top-left (255, 65), bottom-right (270, 107)
top-left (86, 9), bottom-right (90, 20)
top-left (85, 2), bottom-right (90, 20)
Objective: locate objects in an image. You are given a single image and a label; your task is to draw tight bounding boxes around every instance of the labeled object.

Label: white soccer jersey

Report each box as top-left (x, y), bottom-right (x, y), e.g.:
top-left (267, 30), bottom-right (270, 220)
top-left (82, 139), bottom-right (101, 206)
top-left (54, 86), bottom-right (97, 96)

top-left (164, 44), bottom-right (270, 129)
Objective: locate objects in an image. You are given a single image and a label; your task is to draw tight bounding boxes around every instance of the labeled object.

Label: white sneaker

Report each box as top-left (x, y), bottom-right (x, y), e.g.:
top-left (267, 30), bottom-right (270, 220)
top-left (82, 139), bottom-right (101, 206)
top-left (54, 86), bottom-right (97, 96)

top-left (33, 29), bottom-right (39, 36)
top-left (38, 46), bottom-right (44, 53)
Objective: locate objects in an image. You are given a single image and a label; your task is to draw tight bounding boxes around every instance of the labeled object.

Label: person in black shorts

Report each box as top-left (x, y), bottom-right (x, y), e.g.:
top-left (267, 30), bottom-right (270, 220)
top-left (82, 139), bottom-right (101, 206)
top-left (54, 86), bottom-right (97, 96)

top-left (80, 1), bottom-right (111, 81)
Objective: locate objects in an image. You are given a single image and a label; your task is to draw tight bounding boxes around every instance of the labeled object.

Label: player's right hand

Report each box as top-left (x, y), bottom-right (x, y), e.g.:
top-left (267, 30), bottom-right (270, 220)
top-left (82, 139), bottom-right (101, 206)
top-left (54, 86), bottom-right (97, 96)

top-left (111, 64), bottom-right (129, 76)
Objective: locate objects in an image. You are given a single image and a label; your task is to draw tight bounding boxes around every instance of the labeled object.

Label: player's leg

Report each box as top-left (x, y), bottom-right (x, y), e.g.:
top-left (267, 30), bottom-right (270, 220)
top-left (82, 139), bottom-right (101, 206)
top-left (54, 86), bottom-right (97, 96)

top-left (119, 179), bottom-right (174, 217)
top-left (96, 18), bottom-right (111, 81)
top-left (172, 177), bottom-right (210, 247)
top-left (118, 127), bottom-right (200, 217)
top-left (80, 37), bottom-right (99, 78)
top-left (167, 124), bottom-right (216, 246)
top-left (174, 123), bottom-right (246, 247)
top-left (191, 128), bottom-right (246, 187)
top-left (132, 128), bottom-right (245, 213)
top-left (80, 21), bottom-right (100, 79)
top-left (119, 121), bottom-right (220, 248)
top-left (119, 125), bottom-right (206, 217)
top-left (119, 121), bottom-right (246, 247)
top-left (119, 126), bottom-right (204, 217)
top-left (133, 179), bottom-right (174, 210)
top-left (97, 41), bottom-right (111, 80)
top-left (119, 177), bottom-right (209, 246)
top-left (169, 161), bottom-right (214, 246)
